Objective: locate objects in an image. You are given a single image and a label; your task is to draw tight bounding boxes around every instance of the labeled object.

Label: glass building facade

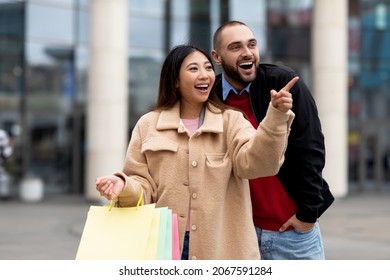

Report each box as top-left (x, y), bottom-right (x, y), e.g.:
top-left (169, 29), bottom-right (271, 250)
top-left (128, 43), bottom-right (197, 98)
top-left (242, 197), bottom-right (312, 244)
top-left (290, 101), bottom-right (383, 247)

top-left (0, 0), bottom-right (389, 196)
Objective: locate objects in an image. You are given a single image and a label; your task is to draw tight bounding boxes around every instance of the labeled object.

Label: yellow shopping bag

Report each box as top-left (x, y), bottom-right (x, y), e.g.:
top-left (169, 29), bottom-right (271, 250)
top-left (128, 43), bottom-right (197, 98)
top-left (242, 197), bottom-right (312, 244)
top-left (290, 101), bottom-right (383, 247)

top-left (75, 189), bottom-right (175, 260)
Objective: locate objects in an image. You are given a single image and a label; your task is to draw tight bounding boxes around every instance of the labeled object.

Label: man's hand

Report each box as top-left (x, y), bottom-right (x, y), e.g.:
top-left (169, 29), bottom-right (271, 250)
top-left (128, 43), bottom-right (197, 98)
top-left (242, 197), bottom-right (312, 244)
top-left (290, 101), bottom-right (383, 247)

top-left (279, 214), bottom-right (314, 232)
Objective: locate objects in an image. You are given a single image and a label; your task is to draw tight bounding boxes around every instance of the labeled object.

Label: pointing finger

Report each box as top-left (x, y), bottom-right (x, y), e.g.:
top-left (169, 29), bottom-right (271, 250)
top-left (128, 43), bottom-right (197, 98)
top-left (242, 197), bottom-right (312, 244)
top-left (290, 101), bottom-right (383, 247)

top-left (283, 76), bottom-right (299, 92)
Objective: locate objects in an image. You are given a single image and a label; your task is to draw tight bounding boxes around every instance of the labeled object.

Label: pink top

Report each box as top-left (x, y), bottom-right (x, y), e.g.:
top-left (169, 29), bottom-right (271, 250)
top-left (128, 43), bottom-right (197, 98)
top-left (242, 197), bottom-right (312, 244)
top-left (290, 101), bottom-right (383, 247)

top-left (181, 117), bottom-right (200, 231)
top-left (181, 118), bottom-right (199, 134)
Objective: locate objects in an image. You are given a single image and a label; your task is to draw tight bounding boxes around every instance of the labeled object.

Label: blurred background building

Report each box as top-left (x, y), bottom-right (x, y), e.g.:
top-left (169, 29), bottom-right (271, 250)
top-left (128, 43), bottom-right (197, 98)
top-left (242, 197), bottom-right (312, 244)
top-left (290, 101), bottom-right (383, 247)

top-left (0, 0), bottom-right (389, 201)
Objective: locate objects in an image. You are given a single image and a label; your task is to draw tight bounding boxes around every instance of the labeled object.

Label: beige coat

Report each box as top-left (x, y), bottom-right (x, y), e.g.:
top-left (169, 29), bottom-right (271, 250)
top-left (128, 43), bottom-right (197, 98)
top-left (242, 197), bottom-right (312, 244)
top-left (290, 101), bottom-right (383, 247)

top-left (115, 101), bottom-right (294, 260)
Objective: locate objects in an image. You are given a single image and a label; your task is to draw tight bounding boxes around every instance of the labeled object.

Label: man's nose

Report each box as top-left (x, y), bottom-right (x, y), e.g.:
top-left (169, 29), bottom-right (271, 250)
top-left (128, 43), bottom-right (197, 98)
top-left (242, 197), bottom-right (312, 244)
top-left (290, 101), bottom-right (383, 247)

top-left (242, 46), bottom-right (253, 57)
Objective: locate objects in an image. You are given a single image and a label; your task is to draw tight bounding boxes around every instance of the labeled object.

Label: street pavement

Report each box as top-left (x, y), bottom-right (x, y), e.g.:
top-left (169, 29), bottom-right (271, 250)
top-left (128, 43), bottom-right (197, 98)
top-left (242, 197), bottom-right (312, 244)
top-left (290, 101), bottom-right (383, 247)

top-left (0, 189), bottom-right (389, 260)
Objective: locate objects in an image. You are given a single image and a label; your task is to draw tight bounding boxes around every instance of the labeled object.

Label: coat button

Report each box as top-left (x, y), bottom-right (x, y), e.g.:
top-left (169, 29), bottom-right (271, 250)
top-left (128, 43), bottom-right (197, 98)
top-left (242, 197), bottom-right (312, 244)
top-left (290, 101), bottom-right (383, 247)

top-left (192, 193), bottom-right (197, 199)
top-left (191, 161), bottom-right (198, 167)
top-left (191, 224), bottom-right (197, 231)
top-left (191, 256), bottom-right (197, 260)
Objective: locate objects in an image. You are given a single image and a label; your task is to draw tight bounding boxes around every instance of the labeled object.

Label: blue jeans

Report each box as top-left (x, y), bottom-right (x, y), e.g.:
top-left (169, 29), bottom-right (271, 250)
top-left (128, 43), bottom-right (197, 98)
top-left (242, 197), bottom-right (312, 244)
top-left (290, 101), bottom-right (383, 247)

top-left (256, 221), bottom-right (325, 260)
top-left (181, 231), bottom-right (190, 260)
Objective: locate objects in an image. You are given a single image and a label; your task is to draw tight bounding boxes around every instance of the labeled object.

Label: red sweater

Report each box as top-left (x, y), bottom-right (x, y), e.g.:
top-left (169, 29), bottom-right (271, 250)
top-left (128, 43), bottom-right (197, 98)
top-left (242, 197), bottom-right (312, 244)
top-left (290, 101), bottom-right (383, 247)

top-left (226, 92), bottom-right (297, 231)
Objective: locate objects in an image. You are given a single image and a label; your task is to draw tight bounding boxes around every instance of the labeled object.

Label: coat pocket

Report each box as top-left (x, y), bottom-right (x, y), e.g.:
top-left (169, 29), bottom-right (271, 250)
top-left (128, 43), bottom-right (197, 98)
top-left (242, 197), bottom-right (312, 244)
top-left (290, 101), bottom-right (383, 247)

top-left (204, 152), bottom-right (231, 202)
top-left (141, 137), bottom-right (179, 153)
top-left (205, 152), bottom-right (229, 167)
top-left (140, 137), bottom-right (182, 186)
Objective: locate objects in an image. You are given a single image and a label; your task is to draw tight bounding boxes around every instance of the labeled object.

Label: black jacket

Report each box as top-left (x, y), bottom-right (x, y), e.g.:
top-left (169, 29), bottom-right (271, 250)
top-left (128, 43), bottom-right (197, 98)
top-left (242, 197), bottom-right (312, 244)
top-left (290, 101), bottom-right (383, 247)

top-left (215, 63), bottom-right (335, 223)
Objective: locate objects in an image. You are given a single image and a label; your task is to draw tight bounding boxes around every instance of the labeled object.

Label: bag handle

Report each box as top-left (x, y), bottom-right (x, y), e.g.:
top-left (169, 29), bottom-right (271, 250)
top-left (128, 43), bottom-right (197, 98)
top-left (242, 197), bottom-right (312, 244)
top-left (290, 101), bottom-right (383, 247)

top-left (108, 187), bottom-right (144, 212)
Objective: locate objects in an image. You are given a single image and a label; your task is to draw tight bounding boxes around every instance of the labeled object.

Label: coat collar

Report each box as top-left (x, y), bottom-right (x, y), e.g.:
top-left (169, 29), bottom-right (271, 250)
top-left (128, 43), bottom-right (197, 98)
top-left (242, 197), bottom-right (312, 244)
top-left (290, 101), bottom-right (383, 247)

top-left (156, 101), bottom-right (223, 134)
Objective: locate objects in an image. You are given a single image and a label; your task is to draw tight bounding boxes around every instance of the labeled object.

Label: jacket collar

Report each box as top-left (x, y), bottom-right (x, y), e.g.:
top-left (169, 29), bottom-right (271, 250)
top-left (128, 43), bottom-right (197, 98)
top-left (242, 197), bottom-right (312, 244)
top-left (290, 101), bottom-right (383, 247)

top-left (156, 101), bottom-right (223, 134)
top-left (221, 74), bottom-right (252, 100)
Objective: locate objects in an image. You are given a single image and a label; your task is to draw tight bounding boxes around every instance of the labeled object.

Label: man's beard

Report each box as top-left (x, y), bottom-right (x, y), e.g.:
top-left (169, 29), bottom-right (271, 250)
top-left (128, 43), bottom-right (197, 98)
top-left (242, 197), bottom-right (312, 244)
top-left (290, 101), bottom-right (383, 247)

top-left (220, 59), bottom-right (256, 85)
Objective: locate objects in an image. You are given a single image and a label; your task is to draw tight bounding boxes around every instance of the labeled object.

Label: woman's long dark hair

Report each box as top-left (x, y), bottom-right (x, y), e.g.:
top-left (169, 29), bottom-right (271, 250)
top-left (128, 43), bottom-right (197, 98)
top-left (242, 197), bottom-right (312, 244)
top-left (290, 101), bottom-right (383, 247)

top-left (154, 44), bottom-right (228, 113)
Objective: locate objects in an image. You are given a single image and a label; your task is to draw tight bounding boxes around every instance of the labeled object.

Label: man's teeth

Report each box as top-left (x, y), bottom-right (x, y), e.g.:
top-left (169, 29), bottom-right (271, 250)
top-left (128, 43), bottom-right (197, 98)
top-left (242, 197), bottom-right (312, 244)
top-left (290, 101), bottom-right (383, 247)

top-left (240, 62), bottom-right (253, 66)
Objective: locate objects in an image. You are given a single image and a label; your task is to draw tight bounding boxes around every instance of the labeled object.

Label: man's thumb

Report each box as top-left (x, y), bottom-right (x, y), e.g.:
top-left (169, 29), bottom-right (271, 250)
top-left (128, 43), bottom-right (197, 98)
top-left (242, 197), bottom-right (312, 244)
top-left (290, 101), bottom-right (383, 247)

top-left (279, 223), bottom-right (288, 232)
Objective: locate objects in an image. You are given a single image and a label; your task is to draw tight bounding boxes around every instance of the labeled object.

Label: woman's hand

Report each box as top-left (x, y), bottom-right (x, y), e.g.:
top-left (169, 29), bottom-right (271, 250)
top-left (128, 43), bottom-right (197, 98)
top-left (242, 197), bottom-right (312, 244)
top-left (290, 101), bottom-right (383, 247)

top-left (95, 175), bottom-right (125, 200)
top-left (270, 76), bottom-right (299, 113)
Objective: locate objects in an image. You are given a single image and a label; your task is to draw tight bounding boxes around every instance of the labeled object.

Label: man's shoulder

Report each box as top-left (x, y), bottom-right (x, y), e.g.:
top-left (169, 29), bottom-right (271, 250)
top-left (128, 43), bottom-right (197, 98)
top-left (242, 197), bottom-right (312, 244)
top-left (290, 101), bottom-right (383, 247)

top-left (258, 63), bottom-right (297, 78)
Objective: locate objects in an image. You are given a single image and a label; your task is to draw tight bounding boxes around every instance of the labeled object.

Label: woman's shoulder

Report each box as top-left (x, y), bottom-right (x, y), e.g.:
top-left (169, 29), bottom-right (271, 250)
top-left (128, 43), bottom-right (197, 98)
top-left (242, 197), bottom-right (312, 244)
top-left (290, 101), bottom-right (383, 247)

top-left (221, 107), bottom-right (246, 119)
top-left (207, 102), bottom-right (242, 117)
top-left (217, 108), bottom-right (250, 128)
top-left (136, 110), bottom-right (161, 126)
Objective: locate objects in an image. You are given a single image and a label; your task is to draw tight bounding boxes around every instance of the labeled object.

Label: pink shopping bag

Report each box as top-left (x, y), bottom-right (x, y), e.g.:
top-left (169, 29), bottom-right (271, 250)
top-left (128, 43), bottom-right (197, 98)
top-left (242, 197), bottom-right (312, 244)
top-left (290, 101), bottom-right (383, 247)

top-left (172, 213), bottom-right (180, 260)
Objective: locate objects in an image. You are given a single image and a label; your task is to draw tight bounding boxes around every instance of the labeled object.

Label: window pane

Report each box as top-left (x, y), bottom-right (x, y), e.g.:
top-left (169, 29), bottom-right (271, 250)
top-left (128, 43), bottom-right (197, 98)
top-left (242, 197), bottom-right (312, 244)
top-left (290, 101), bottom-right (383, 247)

top-left (26, 3), bottom-right (74, 45)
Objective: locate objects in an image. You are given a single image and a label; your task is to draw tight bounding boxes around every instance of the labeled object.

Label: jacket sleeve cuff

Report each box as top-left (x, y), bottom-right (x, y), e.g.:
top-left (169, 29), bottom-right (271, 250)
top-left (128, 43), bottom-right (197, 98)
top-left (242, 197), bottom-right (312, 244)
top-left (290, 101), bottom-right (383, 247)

top-left (296, 208), bottom-right (319, 223)
top-left (113, 171), bottom-right (143, 207)
top-left (260, 103), bottom-right (295, 133)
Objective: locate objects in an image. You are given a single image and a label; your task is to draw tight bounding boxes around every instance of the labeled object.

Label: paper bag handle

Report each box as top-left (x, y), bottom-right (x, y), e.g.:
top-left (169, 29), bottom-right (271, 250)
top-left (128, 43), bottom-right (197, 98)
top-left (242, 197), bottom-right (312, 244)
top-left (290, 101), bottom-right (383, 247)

top-left (108, 187), bottom-right (144, 212)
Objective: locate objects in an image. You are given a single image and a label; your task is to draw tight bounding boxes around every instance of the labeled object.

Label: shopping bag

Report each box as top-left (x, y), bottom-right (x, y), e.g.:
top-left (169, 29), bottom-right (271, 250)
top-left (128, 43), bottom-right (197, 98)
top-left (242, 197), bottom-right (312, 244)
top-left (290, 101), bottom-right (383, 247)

top-left (75, 189), bottom-right (176, 260)
top-left (172, 213), bottom-right (181, 260)
top-left (75, 202), bottom-right (157, 260)
top-left (144, 205), bottom-right (161, 259)
top-left (156, 208), bottom-right (172, 260)
top-left (144, 207), bottom-right (172, 260)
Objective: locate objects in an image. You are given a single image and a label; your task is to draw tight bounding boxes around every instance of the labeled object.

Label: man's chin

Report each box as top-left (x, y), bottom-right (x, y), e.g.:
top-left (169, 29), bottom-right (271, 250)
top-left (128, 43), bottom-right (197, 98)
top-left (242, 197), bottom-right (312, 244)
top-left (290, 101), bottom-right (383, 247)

top-left (240, 73), bottom-right (256, 83)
